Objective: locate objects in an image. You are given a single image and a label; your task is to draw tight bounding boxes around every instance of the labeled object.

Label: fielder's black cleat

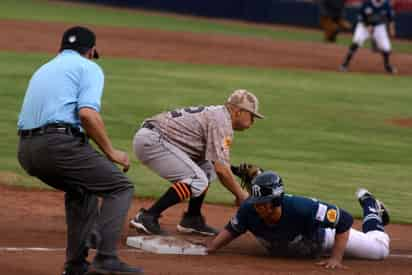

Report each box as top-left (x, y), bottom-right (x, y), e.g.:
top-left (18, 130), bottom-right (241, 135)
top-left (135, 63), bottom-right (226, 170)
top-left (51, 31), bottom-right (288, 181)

top-left (130, 208), bottom-right (168, 235)
top-left (177, 212), bottom-right (219, 236)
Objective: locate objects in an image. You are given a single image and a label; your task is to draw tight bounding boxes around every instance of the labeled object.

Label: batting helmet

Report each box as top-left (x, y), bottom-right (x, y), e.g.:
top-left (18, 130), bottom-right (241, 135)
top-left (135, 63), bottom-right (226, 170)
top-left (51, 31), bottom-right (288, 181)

top-left (249, 171), bottom-right (284, 205)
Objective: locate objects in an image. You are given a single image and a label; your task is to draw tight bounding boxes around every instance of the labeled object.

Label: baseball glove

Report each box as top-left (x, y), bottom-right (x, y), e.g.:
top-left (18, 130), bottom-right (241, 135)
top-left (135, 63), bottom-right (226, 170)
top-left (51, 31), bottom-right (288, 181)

top-left (231, 163), bottom-right (264, 193)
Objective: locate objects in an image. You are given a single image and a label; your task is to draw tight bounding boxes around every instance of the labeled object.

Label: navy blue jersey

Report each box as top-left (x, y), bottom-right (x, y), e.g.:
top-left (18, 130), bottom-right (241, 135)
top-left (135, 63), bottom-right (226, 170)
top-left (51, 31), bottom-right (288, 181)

top-left (358, 0), bottom-right (394, 26)
top-left (226, 194), bottom-right (342, 257)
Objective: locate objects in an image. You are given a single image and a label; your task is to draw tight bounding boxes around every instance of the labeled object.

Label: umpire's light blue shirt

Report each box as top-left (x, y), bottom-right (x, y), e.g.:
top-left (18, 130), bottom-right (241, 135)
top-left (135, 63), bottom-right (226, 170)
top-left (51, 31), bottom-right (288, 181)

top-left (18, 50), bottom-right (104, 130)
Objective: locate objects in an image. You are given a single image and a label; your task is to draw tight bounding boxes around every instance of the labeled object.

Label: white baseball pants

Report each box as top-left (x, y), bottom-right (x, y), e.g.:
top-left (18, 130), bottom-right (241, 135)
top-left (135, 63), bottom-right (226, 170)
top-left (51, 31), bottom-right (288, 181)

top-left (352, 22), bottom-right (391, 52)
top-left (323, 228), bottom-right (390, 260)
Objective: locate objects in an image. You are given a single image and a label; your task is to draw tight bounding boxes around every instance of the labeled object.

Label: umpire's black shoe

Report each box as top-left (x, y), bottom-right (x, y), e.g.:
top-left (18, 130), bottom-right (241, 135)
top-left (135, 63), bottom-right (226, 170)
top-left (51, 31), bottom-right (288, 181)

top-left (177, 212), bottom-right (219, 236)
top-left (86, 255), bottom-right (144, 275)
top-left (130, 208), bottom-right (167, 235)
top-left (356, 188), bottom-right (390, 226)
top-left (62, 261), bottom-right (90, 275)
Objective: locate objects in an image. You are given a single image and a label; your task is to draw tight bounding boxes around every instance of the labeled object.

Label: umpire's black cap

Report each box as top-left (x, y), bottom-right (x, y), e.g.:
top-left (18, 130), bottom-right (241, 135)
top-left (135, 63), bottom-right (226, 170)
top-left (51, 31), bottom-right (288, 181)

top-left (60, 26), bottom-right (99, 59)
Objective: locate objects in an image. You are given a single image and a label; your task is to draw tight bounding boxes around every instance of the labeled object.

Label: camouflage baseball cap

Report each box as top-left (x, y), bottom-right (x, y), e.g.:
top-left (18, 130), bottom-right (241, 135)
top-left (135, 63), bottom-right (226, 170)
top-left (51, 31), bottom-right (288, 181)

top-left (227, 89), bottom-right (264, 119)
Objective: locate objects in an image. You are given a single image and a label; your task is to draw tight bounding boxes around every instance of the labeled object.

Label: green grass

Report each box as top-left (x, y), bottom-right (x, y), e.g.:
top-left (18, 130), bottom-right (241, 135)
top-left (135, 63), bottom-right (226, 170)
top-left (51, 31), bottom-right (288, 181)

top-left (1, 51), bottom-right (412, 223)
top-left (0, 0), bottom-right (411, 53)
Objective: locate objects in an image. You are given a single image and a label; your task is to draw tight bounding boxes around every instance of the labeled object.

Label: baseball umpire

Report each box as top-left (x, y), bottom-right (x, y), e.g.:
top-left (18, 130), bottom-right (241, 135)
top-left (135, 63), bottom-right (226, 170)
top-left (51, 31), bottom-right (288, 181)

top-left (340, 0), bottom-right (397, 73)
top-left (17, 26), bottom-right (143, 275)
top-left (207, 170), bottom-right (390, 269)
top-left (130, 89), bottom-right (263, 236)
top-left (319, 0), bottom-right (352, 42)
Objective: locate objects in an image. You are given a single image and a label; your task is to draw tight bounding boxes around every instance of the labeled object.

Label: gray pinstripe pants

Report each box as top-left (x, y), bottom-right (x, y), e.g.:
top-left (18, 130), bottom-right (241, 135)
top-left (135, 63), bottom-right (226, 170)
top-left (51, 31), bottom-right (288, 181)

top-left (133, 127), bottom-right (216, 197)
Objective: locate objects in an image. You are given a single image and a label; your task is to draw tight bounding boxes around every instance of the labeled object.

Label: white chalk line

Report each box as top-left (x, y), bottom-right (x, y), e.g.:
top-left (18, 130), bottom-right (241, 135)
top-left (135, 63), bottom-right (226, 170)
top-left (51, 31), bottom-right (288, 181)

top-left (388, 254), bottom-right (412, 259)
top-left (0, 247), bottom-right (143, 253)
top-left (1, 247), bottom-right (412, 259)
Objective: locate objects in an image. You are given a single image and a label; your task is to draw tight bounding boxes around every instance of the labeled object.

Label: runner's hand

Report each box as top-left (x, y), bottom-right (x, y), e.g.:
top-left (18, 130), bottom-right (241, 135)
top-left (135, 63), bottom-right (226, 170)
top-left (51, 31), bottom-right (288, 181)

top-left (316, 258), bottom-right (348, 269)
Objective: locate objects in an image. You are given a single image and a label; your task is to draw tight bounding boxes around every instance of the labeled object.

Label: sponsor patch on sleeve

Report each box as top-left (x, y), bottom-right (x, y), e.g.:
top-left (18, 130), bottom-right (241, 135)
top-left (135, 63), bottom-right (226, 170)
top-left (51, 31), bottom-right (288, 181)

top-left (222, 136), bottom-right (232, 151)
top-left (315, 203), bottom-right (327, 222)
top-left (326, 209), bottom-right (338, 223)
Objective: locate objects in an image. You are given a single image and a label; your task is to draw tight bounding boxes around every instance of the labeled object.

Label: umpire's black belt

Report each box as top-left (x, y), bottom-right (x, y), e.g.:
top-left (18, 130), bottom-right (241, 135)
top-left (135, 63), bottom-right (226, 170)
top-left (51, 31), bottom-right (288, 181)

top-left (18, 123), bottom-right (83, 137)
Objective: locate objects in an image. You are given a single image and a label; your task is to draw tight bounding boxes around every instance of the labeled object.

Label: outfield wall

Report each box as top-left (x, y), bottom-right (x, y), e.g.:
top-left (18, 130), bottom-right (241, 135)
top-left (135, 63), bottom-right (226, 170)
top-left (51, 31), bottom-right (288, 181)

top-left (70, 0), bottom-right (412, 39)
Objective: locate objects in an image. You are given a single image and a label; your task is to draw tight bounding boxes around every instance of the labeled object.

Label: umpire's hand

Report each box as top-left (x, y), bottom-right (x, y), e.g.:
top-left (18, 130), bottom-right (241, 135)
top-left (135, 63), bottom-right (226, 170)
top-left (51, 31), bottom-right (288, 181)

top-left (79, 108), bottom-right (130, 173)
top-left (109, 149), bottom-right (130, 172)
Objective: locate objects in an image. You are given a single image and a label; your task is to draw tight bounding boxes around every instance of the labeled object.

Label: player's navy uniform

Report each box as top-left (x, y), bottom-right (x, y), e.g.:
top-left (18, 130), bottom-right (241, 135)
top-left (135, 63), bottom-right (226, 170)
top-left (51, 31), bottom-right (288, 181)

top-left (358, 0), bottom-right (394, 26)
top-left (340, 0), bottom-right (396, 73)
top-left (227, 194), bottom-right (342, 258)
top-left (226, 193), bottom-right (390, 259)
top-left (352, 0), bottom-right (394, 52)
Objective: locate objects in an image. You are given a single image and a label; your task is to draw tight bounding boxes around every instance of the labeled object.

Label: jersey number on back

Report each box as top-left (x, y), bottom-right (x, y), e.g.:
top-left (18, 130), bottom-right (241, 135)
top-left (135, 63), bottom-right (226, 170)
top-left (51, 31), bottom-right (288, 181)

top-left (170, 106), bottom-right (205, 118)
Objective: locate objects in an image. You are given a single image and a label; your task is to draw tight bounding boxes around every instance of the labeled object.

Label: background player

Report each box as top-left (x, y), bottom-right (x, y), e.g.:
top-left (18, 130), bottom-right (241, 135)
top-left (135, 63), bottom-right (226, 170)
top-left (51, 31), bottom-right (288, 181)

top-left (340, 0), bottom-right (396, 73)
top-left (207, 171), bottom-right (390, 269)
top-left (319, 0), bottom-right (352, 42)
top-left (130, 90), bottom-right (263, 236)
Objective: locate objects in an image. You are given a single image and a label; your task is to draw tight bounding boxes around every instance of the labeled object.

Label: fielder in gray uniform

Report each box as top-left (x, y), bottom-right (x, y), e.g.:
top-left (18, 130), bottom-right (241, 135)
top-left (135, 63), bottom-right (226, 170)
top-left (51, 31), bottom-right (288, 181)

top-left (130, 89), bottom-right (264, 235)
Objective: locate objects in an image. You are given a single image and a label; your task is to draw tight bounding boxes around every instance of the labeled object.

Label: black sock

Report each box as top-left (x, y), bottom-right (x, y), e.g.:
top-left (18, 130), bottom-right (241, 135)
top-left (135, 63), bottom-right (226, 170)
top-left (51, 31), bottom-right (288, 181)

top-left (148, 182), bottom-right (191, 216)
top-left (382, 51), bottom-right (391, 67)
top-left (187, 192), bottom-right (207, 217)
top-left (342, 43), bottom-right (359, 67)
top-left (147, 187), bottom-right (182, 216)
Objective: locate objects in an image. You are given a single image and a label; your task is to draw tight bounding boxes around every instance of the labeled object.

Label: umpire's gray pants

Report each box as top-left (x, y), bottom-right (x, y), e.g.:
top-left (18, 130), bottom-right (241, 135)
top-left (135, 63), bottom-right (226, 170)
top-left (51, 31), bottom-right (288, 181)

top-left (133, 128), bottom-right (216, 197)
top-left (18, 133), bottom-right (134, 265)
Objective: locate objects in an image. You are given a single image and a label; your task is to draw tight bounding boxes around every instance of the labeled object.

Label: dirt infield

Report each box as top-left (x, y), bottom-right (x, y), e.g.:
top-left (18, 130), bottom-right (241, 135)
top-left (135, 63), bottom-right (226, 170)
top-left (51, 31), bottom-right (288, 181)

top-left (388, 118), bottom-right (412, 127)
top-left (1, 19), bottom-right (412, 75)
top-left (1, 184), bottom-right (412, 275)
top-left (1, 15), bottom-right (412, 275)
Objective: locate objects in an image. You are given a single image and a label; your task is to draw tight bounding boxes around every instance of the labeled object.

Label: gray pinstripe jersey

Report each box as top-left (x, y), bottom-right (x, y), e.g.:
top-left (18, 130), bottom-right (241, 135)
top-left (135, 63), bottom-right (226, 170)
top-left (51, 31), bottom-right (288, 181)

top-left (146, 105), bottom-right (233, 164)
